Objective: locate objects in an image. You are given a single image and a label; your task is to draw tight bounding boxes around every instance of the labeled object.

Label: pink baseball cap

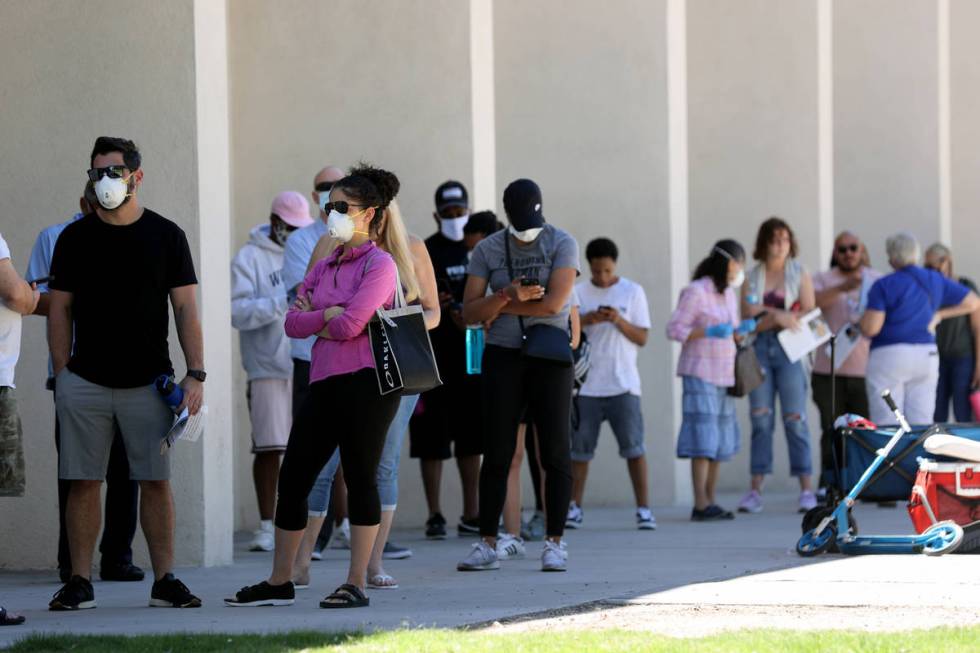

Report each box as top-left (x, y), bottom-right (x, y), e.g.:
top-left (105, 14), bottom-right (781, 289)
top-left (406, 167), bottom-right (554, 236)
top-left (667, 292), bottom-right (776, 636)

top-left (271, 191), bottom-right (314, 228)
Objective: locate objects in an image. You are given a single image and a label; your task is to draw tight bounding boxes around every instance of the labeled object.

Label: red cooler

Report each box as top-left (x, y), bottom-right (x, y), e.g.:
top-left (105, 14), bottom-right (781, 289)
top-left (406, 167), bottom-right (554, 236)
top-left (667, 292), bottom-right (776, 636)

top-left (909, 460), bottom-right (980, 533)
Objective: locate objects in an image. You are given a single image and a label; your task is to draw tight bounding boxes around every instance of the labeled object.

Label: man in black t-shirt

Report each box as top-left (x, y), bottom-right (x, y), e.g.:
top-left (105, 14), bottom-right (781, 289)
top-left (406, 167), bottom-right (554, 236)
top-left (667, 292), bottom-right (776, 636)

top-left (409, 181), bottom-right (483, 539)
top-left (47, 137), bottom-right (205, 611)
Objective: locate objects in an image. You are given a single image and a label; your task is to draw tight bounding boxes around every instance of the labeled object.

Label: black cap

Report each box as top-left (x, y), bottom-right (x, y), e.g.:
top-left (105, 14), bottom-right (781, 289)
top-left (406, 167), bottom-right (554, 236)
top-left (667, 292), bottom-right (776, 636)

top-left (503, 179), bottom-right (544, 231)
top-left (435, 180), bottom-right (468, 213)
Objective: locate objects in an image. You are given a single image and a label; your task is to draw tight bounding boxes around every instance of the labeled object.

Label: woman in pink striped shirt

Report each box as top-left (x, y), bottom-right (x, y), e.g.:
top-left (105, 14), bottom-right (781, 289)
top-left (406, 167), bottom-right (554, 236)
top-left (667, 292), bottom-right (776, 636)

top-left (226, 166), bottom-right (403, 610)
top-left (667, 240), bottom-right (754, 522)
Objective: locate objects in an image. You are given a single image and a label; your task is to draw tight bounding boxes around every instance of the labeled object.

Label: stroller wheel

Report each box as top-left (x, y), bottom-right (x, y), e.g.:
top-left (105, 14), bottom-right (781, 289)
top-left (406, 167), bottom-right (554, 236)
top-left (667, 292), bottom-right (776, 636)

top-left (796, 523), bottom-right (837, 557)
top-left (922, 521), bottom-right (964, 556)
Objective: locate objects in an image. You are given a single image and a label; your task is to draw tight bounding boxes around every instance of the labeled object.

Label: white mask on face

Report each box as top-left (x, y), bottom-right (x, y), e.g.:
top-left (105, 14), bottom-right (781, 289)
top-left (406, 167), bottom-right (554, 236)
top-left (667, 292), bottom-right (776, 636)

top-left (326, 210), bottom-right (356, 242)
top-left (509, 225), bottom-right (543, 243)
top-left (730, 269), bottom-right (745, 288)
top-left (318, 193), bottom-right (331, 215)
top-left (440, 214), bottom-right (469, 242)
top-left (94, 174), bottom-right (132, 210)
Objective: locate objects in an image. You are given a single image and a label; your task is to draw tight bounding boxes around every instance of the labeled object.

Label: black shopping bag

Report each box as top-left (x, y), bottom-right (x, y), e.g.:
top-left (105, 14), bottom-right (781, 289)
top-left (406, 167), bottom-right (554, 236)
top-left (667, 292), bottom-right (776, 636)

top-left (369, 281), bottom-right (442, 396)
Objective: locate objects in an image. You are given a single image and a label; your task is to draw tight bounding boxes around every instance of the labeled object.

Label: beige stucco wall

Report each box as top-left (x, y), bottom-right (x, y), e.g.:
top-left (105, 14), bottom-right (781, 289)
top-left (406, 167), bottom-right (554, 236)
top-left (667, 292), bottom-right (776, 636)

top-left (0, 0), bottom-right (233, 569)
top-left (950, 0), bottom-right (980, 285)
top-left (227, 0), bottom-right (475, 531)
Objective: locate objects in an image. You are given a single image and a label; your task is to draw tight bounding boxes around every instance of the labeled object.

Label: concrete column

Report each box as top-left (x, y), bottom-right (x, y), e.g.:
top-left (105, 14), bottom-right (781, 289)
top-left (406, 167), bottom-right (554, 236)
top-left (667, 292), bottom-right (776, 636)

top-left (950, 0), bottom-right (980, 284)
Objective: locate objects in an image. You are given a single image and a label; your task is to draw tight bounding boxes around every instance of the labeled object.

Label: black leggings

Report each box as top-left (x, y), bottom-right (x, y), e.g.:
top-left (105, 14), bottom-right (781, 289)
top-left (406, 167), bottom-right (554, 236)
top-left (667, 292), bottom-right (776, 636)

top-left (275, 369), bottom-right (400, 531)
top-left (480, 345), bottom-right (573, 538)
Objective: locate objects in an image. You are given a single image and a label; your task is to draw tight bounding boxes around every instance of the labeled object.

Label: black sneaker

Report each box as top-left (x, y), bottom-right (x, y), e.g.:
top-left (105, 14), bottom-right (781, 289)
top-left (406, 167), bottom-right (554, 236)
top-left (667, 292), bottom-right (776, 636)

top-left (425, 513), bottom-right (447, 540)
top-left (100, 562), bottom-right (145, 582)
top-left (457, 516), bottom-right (480, 537)
top-left (224, 581), bottom-right (295, 607)
top-left (49, 575), bottom-right (96, 611)
top-left (150, 574), bottom-right (202, 608)
top-left (691, 505), bottom-right (736, 522)
top-left (382, 541), bottom-right (413, 560)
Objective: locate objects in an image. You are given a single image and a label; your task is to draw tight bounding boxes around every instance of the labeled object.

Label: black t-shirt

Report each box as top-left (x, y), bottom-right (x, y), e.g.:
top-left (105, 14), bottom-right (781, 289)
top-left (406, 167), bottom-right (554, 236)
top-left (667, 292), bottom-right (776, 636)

top-left (49, 210), bottom-right (198, 388)
top-left (936, 276), bottom-right (978, 359)
top-left (425, 232), bottom-right (470, 376)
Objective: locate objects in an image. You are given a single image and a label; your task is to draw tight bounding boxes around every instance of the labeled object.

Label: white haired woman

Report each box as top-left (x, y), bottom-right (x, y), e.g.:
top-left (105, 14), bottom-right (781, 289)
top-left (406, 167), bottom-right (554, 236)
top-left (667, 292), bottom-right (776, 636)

top-left (860, 232), bottom-right (980, 425)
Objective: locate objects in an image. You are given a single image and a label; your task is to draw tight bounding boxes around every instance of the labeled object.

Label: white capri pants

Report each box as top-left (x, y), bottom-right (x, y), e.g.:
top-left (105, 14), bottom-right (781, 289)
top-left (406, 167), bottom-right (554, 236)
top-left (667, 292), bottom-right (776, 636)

top-left (865, 343), bottom-right (939, 425)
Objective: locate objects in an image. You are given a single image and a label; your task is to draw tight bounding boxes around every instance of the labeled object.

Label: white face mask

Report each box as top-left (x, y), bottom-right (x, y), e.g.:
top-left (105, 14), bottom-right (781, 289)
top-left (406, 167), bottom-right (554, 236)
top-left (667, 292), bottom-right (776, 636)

top-left (94, 174), bottom-right (132, 210)
top-left (326, 210), bottom-right (355, 242)
top-left (509, 225), bottom-right (543, 243)
top-left (440, 214), bottom-right (469, 242)
top-left (318, 192), bottom-right (331, 215)
top-left (729, 269), bottom-right (745, 289)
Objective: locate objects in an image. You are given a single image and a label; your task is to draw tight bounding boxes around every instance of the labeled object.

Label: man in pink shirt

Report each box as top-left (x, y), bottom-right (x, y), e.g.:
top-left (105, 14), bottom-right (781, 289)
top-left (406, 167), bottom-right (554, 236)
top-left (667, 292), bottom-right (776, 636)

top-left (811, 231), bottom-right (881, 490)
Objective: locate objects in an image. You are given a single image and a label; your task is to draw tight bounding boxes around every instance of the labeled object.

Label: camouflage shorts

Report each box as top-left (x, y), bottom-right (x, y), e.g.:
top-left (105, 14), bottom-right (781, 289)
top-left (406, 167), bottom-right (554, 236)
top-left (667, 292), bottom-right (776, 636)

top-left (0, 387), bottom-right (25, 497)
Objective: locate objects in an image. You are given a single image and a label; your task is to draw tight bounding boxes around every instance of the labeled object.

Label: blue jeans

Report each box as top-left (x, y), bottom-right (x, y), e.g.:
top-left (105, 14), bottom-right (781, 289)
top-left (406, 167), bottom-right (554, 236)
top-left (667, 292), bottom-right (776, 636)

top-left (935, 355), bottom-right (975, 423)
top-left (305, 394), bottom-right (419, 515)
top-left (748, 331), bottom-right (812, 477)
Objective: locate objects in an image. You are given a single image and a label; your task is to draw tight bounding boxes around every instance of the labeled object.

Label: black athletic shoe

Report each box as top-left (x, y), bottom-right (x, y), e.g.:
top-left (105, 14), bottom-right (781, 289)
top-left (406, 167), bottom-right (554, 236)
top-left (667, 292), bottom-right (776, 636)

top-left (150, 574), bottom-right (202, 608)
top-left (457, 516), bottom-right (480, 537)
top-left (224, 581), bottom-right (295, 607)
top-left (425, 513), bottom-right (447, 540)
top-left (100, 562), bottom-right (145, 582)
top-left (49, 575), bottom-right (96, 611)
top-left (691, 505), bottom-right (736, 522)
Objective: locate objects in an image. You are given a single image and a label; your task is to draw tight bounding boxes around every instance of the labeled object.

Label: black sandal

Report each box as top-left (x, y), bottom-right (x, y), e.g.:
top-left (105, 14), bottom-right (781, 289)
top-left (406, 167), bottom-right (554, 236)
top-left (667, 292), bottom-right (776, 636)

top-left (0, 607), bottom-right (25, 626)
top-left (319, 584), bottom-right (369, 609)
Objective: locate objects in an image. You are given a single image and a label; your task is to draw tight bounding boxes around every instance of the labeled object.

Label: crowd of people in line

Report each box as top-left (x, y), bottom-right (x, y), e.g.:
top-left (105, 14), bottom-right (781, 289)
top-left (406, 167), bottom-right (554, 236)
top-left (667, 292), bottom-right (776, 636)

top-left (0, 136), bottom-right (978, 620)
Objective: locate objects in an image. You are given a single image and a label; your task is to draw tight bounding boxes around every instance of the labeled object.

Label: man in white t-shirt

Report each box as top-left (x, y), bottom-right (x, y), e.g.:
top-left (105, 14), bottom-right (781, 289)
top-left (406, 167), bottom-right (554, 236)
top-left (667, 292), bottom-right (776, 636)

top-left (0, 232), bottom-right (39, 498)
top-left (567, 238), bottom-right (654, 530)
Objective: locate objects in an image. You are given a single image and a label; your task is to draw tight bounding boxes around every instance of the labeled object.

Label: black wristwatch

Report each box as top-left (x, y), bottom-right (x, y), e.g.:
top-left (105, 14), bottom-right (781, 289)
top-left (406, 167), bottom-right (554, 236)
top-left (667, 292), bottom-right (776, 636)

top-left (187, 369), bottom-right (207, 383)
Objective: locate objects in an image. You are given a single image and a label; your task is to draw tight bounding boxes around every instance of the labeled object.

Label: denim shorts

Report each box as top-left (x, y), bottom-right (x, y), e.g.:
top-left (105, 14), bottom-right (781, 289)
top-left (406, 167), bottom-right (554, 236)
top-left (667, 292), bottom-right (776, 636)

top-left (676, 375), bottom-right (740, 461)
top-left (570, 393), bottom-right (645, 462)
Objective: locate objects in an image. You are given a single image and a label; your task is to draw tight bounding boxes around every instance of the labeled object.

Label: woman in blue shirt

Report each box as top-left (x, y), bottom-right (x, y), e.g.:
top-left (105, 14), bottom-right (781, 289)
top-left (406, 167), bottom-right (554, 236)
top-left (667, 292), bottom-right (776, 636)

top-left (860, 232), bottom-right (979, 425)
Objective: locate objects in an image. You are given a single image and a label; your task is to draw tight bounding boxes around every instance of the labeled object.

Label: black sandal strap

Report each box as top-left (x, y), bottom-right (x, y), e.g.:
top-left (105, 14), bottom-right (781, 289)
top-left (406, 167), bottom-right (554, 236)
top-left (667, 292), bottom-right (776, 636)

top-left (322, 584), bottom-right (368, 606)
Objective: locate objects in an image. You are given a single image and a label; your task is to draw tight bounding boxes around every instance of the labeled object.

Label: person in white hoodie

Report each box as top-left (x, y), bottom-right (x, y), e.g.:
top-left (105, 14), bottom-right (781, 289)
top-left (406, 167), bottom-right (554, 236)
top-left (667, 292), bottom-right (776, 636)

top-left (232, 191), bottom-right (313, 552)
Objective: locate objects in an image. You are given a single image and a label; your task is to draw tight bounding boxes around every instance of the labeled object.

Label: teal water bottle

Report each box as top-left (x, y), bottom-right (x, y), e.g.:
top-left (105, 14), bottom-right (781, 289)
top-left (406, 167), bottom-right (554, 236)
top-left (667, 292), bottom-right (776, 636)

top-left (465, 326), bottom-right (484, 375)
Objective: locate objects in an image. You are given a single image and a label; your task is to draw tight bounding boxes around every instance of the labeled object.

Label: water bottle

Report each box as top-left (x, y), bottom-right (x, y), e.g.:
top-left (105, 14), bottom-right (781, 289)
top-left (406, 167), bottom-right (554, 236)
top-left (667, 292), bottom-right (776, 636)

top-left (465, 326), bottom-right (484, 375)
top-left (155, 375), bottom-right (184, 413)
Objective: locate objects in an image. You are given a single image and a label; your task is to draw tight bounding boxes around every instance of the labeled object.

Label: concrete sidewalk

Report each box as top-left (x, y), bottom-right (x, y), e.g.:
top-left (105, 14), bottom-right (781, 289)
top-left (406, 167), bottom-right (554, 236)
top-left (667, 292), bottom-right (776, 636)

top-left (2, 494), bottom-right (978, 646)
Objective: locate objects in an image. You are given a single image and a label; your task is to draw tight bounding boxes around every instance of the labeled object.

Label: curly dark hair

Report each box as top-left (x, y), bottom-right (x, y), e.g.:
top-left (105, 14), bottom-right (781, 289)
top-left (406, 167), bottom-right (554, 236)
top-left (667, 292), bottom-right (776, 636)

top-left (333, 163), bottom-right (400, 234)
top-left (694, 239), bottom-right (745, 293)
top-left (752, 216), bottom-right (798, 261)
top-left (90, 136), bottom-right (141, 171)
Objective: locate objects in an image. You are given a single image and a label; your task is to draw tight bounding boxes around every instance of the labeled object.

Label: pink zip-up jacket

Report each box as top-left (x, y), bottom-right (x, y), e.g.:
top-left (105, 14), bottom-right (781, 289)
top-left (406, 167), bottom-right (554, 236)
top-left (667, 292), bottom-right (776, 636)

top-left (284, 240), bottom-right (396, 384)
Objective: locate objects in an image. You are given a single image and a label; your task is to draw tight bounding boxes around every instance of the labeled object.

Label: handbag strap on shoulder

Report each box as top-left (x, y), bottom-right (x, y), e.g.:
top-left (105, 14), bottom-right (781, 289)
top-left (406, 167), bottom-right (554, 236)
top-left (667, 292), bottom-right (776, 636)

top-left (504, 232), bottom-right (528, 341)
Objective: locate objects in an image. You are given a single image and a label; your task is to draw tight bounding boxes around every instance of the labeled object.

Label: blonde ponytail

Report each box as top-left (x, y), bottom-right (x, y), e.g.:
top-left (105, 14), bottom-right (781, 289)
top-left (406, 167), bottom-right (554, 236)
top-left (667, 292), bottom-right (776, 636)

top-left (376, 199), bottom-right (421, 303)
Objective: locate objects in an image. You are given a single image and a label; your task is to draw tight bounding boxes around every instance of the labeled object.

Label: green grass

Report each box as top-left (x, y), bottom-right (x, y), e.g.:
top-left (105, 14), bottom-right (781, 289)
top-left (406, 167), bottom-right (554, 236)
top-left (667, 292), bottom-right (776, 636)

top-left (8, 627), bottom-right (980, 653)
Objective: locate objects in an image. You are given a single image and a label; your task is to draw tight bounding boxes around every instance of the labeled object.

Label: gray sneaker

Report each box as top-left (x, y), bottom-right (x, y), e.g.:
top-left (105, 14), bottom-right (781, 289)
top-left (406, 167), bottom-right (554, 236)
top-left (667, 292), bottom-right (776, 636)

top-left (456, 541), bottom-right (500, 571)
top-left (541, 540), bottom-right (567, 572)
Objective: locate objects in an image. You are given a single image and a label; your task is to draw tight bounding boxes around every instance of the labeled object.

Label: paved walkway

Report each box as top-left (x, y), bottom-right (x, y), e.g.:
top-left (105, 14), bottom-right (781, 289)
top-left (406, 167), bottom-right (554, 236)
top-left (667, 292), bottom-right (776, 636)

top-left (2, 495), bottom-right (978, 646)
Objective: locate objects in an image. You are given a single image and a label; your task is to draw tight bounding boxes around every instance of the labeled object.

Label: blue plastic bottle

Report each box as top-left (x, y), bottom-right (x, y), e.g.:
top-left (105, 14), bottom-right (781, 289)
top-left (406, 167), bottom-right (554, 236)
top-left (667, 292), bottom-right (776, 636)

top-left (465, 326), bottom-right (484, 375)
top-left (155, 375), bottom-right (184, 413)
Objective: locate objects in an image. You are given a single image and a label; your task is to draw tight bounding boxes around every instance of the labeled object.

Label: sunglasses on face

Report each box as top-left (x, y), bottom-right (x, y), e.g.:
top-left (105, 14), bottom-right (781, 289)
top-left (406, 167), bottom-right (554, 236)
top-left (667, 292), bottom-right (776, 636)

top-left (836, 244), bottom-right (860, 254)
top-left (323, 201), bottom-right (365, 215)
top-left (86, 165), bottom-right (129, 181)
top-left (315, 181), bottom-right (334, 193)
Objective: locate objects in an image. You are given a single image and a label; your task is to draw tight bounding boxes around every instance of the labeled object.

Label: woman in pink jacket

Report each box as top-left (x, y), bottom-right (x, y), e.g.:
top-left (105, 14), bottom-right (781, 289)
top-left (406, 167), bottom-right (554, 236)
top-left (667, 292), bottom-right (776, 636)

top-left (226, 166), bottom-right (402, 610)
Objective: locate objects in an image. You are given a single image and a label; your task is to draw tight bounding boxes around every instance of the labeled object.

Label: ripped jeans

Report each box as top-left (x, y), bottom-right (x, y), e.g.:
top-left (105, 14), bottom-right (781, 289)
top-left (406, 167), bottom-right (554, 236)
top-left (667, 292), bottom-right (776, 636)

top-left (748, 331), bottom-right (813, 477)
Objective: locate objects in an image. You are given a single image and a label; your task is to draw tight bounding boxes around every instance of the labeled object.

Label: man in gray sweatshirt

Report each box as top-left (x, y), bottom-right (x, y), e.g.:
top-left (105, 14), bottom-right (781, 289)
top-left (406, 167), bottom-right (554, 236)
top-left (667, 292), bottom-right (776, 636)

top-left (231, 191), bottom-right (312, 552)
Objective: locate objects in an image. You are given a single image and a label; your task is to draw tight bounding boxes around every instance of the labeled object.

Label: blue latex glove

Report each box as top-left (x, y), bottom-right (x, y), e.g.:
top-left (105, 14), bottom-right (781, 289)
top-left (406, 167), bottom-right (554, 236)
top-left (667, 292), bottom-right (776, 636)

top-left (705, 323), bottom-right (734, 339)
top-left (736, 318), bottom-right (758, 335)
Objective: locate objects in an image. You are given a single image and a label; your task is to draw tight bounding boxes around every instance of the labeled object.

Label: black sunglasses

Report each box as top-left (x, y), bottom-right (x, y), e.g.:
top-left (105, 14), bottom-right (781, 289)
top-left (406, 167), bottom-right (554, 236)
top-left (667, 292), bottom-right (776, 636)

top-left (323, 201), bottom-right (365, 215)
top-left (86, 165), bottom-right (129, 182)
top-left (836, 244), bottom-right (859, 254)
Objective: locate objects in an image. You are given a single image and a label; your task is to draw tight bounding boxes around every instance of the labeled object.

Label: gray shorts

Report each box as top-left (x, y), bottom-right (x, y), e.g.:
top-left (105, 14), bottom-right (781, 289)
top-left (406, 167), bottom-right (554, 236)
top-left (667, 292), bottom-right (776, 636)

top-left (571, 393), bottom-right (645, 462)
top-left (56, 369), bottom-right (174, 481)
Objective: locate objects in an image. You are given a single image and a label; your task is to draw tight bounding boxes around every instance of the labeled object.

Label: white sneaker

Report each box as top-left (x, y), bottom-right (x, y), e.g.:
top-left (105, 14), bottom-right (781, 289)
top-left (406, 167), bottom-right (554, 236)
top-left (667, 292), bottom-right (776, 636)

top-left (637, 507), bottom-right (657, 530)
top-left (329, 518), bottom-right (351, 550)
top-left (248, 528), bottom-right (274, 552)
top-left (495, 534), bottom-right (526, 561)
top-left (565, 502), bottom-right (583, 529)
top-left (457, 541), bottom-right (500, 571)
top-left (542, 540), bottom-right (567, 572)
top-left (310, 548), bottom-right (323, 561)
